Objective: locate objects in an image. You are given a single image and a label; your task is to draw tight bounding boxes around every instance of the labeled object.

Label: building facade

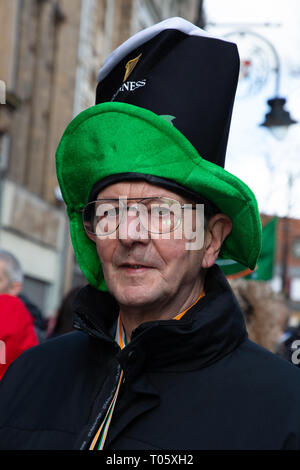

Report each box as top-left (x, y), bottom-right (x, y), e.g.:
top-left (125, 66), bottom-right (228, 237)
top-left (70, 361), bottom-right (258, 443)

top-left (260, 214), bottom-right (300, 308)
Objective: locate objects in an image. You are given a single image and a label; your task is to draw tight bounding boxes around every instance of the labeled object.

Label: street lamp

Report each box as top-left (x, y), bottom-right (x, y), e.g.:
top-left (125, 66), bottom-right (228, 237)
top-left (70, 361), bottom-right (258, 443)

top-left (256, 33), bottom-right (298, 139)
top-left (223, 30), bottom-right (298, 138)
top-left (261, 97), bottom-right (297, 140)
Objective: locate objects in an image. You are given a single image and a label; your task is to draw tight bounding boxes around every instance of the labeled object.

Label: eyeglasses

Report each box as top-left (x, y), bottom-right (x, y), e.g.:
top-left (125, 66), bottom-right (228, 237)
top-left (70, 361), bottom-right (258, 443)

top-left (80, 197), bottom-right (197, 236)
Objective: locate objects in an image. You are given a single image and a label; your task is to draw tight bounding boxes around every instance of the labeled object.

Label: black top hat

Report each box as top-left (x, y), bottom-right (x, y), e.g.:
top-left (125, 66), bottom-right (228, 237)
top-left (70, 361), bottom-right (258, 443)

top-left (96, 17), bottom-right (240, 168)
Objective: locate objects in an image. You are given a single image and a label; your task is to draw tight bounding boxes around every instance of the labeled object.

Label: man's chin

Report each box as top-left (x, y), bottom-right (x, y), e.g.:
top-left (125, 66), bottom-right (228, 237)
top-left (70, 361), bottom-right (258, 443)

top-left (113, 285), bottom-right (159, 309)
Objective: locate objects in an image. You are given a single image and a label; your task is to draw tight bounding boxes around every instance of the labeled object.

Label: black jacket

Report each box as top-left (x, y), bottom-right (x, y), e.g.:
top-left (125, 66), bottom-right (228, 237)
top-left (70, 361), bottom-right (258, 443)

top-left (18, 293), bottom-right (47, 343)
top-left (1, 265), bottom-right (300, 450)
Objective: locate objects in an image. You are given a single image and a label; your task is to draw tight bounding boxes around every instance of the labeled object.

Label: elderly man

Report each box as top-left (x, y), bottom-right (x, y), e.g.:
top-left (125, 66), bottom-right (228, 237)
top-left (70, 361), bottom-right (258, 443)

top-left (0, 18), bottom-right (300, 451)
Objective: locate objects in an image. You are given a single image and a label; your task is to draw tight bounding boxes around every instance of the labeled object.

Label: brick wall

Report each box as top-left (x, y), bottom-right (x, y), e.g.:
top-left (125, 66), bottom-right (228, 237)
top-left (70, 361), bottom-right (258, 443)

top-left (4, 0), bottom-right (81, 204)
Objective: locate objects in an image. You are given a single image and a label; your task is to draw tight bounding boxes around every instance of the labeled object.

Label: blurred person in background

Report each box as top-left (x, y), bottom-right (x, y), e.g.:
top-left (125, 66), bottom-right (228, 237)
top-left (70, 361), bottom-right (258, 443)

top-left (0, 294), bottom-right (38, 380)
top-left (47, 286), bottom-right (82, 338)
top-left (229, 279), bottom-right (290, 354)
top-left (229, 277), bottom-right (300, 368)
top-left (0, 249), bottom-right (23, 297)
top-left (0, 249), bottom-right (47, 342)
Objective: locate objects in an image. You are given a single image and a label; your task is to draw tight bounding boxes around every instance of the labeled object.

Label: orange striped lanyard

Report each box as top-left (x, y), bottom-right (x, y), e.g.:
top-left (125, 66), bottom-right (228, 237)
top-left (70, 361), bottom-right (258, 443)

top-left (89, 316), bottom-right (127, 450)
top-left (89, 289), bottom-right (204, 450)
top-left (173, 290), bottom-right (205, 320)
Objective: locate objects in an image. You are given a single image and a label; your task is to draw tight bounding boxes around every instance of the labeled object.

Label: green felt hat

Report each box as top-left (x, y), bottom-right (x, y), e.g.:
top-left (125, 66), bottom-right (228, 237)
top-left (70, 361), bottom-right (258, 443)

top-left (56, 101), bottom-right (261, 290)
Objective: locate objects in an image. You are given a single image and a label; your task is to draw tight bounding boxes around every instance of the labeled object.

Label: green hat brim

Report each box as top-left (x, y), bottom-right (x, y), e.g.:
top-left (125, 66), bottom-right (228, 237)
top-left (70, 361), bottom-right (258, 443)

top-left (56, 102), bottom-right (261, 290)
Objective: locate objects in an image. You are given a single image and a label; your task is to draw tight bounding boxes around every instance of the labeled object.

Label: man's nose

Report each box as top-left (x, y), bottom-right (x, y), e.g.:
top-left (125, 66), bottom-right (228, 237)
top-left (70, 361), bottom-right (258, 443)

top-left (118, 207), bottom-right (149, 245)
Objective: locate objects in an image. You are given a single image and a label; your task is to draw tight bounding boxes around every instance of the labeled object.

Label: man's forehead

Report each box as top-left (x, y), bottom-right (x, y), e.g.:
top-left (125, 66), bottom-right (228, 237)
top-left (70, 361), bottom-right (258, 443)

top-left (96, 180), bottom-right (192, 203)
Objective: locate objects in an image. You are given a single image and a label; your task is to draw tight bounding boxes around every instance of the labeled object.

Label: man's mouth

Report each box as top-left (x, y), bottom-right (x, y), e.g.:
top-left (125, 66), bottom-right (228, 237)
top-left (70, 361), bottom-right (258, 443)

top-left (120, 263), bottom-right (153, 273)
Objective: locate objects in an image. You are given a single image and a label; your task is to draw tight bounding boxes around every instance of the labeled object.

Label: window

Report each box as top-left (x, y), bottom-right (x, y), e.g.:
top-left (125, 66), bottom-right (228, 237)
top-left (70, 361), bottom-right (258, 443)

top-left (293, 239), bottom-right (300, 259)
top-left (0, 132), bottom-right (10, 174)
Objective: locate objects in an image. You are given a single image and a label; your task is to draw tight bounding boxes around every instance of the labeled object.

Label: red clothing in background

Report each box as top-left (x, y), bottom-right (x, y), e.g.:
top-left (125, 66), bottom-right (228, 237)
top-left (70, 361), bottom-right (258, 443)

top-left (0, 294), bottom-right (39, 380)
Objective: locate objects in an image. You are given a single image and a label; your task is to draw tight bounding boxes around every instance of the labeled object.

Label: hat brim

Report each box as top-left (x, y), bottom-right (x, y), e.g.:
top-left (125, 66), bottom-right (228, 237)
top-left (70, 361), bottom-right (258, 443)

top-left (56, 102), bottom-right (261, 290)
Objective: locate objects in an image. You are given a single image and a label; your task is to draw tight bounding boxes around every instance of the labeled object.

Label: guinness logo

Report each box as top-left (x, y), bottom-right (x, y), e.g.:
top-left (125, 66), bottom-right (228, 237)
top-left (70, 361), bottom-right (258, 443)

top-left (111, 79), bottom-right (146, 101)
top-left (123, 53), bottom-right (142, 82)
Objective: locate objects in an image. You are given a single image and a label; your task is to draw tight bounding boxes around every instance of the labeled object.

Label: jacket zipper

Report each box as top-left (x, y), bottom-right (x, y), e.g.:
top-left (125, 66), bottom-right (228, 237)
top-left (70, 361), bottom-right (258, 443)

top-left (79, 363), bottom-right (122, 450)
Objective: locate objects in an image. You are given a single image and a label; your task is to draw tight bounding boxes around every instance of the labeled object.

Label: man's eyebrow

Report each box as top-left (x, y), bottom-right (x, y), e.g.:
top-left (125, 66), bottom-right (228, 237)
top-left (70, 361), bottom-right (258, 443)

top-left (95, 196), bottom-right (197, 207)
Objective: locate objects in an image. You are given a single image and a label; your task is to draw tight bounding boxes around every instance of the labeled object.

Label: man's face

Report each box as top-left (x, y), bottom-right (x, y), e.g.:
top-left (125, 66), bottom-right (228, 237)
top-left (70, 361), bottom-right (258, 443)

top-left (87, 181), bottom-right (208, 311)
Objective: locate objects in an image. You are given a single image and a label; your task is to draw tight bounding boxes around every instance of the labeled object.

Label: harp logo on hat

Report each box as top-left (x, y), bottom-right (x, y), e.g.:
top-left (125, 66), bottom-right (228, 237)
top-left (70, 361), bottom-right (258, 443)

top-left (123, 53), bottom-right (142, 82)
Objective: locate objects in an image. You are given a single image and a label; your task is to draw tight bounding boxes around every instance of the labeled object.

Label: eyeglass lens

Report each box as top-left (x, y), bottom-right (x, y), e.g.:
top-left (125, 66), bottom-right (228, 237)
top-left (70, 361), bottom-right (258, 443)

top-left (83, 198), bottom-right (183, 235)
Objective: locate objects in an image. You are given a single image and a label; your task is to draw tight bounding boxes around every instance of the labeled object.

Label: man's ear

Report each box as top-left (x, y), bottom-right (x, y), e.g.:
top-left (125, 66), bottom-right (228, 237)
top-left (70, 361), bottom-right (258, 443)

top-left (201, 214), bottom-right (232, 269)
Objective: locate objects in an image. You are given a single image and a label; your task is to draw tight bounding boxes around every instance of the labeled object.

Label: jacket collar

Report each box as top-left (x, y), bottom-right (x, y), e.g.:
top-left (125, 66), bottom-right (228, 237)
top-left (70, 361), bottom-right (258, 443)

top-left (73, 265), bottom-right (247, 378)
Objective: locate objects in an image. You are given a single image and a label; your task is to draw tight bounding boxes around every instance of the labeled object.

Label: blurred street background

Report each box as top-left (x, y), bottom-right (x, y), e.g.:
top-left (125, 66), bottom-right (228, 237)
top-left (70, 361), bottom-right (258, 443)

top-left (0, 0), bottom-right (300, 354)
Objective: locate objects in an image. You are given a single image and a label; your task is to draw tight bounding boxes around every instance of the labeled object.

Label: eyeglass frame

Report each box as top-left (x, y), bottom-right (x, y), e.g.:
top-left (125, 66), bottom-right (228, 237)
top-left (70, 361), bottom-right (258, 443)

top-left (77, 196), bottom-right (199, 237)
